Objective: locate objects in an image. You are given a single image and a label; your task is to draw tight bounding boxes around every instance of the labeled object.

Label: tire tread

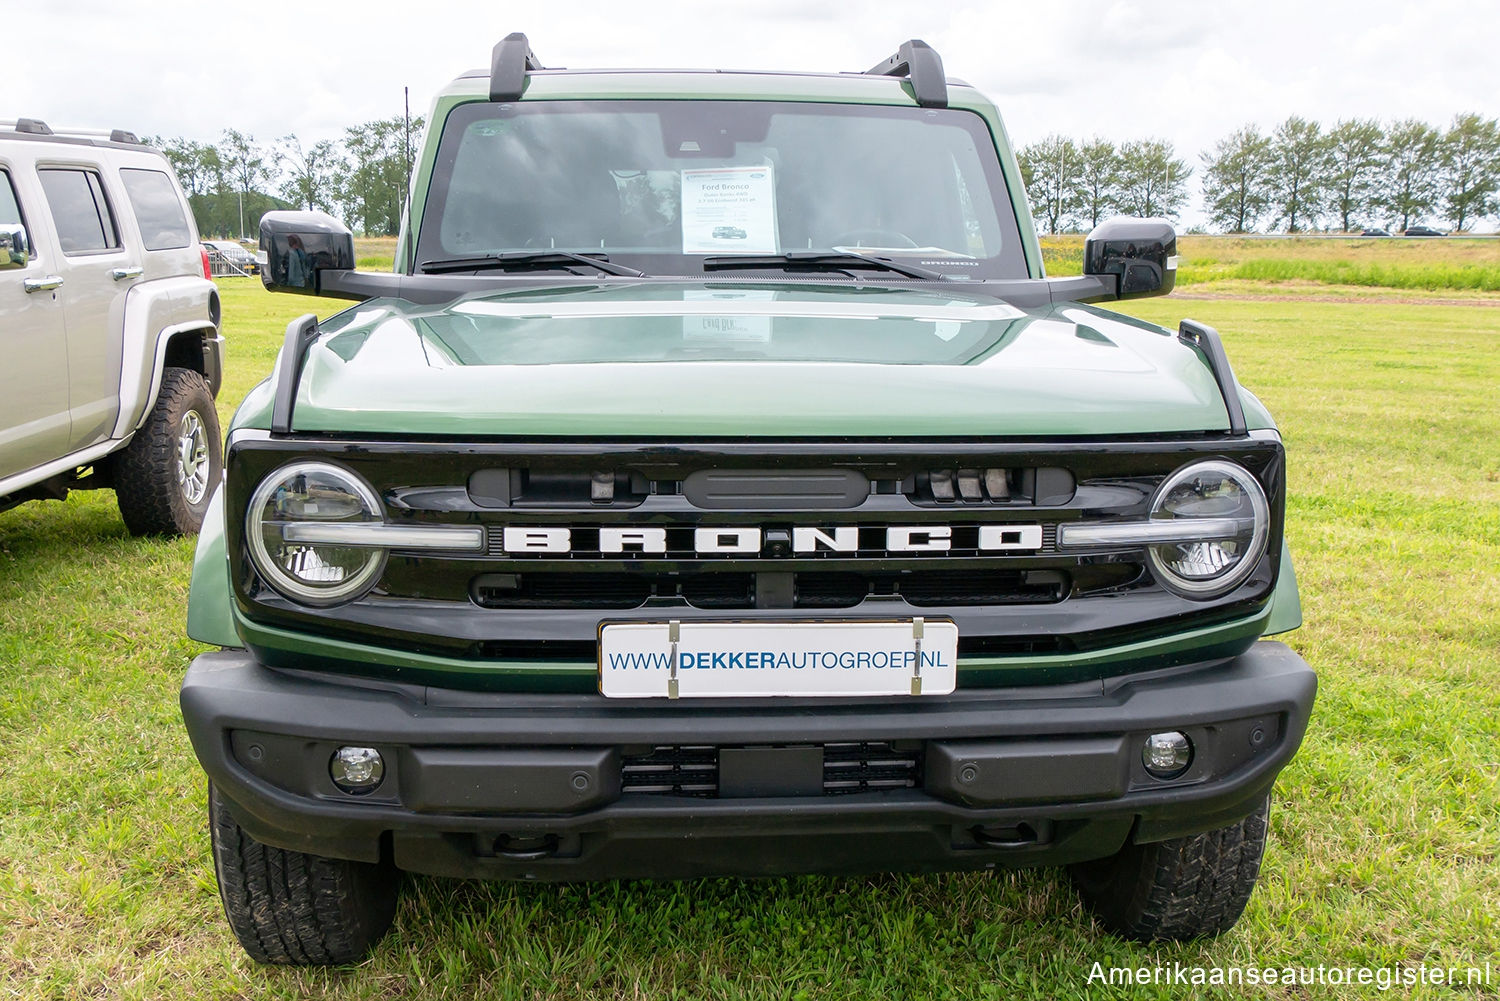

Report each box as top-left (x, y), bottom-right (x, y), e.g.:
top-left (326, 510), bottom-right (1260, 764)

top-left (113, 366), bottom-right (220, 536)
top-left (208, 784), bottom-right (397, 965)
top-left (1070, 796), bottom-right (1269, 941)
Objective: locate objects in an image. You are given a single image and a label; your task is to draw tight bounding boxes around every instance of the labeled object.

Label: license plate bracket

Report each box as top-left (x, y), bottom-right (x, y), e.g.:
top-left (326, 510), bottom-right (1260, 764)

top-left (598, 618), bottom-right (958, 699)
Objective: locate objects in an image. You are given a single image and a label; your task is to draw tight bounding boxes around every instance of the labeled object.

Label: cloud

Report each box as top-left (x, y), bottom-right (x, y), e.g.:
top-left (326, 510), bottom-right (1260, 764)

top-left (10, 0), bottom-right (1496, 226)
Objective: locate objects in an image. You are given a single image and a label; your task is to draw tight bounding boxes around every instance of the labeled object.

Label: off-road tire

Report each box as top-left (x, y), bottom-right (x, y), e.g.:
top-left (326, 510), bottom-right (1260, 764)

top-left (1069, 796), bottom-right (1270, 941)
top-left (113, 366), bottom-right (221, 536)
top-left (209, 783), bottom-right (399, 966)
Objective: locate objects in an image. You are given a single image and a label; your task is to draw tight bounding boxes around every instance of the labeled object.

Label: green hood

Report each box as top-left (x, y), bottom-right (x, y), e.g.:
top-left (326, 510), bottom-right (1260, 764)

top-left (242, 283), bottom-right (1250, 437)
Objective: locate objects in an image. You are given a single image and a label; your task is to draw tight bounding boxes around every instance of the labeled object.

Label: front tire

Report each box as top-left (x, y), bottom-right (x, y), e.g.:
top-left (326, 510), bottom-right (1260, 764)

top-left (209, 783), bottom-right (399, 965)
top-left (113, 367), bottom-right (221, 536)
top-left (1069, 796), bottom-right (1270, 941)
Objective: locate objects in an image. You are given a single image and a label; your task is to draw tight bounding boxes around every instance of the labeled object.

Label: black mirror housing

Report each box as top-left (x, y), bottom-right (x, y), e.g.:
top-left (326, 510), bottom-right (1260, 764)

top-left (259, 211), bottom-right (355, 296)
top-left (1083, 217), bottom-right (1177, 299)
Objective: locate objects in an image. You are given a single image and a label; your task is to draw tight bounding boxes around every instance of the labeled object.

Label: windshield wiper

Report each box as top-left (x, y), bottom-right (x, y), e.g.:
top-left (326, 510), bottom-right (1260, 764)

top-left (420, 251), bottom-right (645, 277)
top-left (701, 251), bottom-right (945, 281)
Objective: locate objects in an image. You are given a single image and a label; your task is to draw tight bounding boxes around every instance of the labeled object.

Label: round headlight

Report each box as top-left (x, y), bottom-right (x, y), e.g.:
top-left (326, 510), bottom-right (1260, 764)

top-left (246, 461), bottom-right (386, 606)
top-left (1147, 460), bottom-right (1269, 598)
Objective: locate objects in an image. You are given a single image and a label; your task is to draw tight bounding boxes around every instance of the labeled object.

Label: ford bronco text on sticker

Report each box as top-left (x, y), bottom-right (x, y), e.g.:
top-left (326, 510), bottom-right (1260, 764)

top-left (599, 620), bottom-right (960, 698)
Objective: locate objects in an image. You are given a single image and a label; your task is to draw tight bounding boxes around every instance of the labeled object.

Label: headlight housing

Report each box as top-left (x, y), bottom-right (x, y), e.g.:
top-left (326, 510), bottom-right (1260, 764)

top-left (246, 461), bottom-right (387, 606)
top-left (1146, 460), bottom-right (1269, 598)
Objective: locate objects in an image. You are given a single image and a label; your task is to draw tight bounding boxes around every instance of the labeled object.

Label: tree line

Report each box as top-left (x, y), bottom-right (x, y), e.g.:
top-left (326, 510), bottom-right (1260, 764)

top-left (1019, 113), bottom-right (1500, 234)
top-left (149, 116), bottom-right (423, 240)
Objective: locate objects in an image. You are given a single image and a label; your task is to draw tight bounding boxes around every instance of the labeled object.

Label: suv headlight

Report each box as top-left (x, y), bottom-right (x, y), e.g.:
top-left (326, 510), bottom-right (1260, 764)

top-left (1145, 460), bottom-right (1269, 597)
top-left (1056, 459), bottom-right (1270, 599)
top-left (246, 461), bottom-right (387, 606)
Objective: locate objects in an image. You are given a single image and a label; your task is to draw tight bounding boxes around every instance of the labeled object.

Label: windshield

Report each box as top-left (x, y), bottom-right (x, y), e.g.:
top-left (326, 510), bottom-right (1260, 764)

top-left (415, 100), bottom-right (1026, 279)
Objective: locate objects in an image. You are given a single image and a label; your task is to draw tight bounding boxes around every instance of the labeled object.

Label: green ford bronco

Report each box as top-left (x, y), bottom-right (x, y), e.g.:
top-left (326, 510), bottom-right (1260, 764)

top-left (181, 35), bottom-right (1315, 964)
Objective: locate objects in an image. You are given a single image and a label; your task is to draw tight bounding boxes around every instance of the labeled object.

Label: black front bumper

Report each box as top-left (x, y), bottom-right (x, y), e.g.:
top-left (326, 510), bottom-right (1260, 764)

top-left (181, 643), bottom-right (1315, 880)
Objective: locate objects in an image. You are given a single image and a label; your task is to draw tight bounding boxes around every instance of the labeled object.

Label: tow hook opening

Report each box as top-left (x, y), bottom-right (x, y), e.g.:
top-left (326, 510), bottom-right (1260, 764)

top-left (483, 833), bottom-right (565, 861)
top-left (970, 819), bottom-right (1053, 848)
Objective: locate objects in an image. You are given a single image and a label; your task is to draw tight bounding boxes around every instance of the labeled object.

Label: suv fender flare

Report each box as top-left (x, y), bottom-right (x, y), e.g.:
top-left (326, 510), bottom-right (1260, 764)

top-left (187, 485), bottom-right (241, 648)
top-left (112, 276), bottom-right (222, 439)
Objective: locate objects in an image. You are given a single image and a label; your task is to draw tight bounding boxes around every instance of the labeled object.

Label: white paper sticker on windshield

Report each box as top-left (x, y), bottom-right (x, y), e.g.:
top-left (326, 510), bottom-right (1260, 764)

top-left (681, 165), bottom-right (777, 254)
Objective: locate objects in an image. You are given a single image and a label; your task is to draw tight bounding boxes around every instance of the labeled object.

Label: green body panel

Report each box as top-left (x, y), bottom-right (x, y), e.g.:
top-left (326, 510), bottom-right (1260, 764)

top-left (185, 487), bottom-right (239, 649)
top-left (229, 285), bottom-right (1255, 437)
top-left (233, 603), bottom-right (1272, 693)
top-left (1263, 540), bottom-right (1304, 635)
top-left (396, 70), bottom-right (1043, 280)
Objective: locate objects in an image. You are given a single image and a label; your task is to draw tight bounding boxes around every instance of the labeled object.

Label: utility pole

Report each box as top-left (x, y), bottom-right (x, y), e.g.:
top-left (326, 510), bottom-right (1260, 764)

top-left (238, 189), bottom-right (244, 241)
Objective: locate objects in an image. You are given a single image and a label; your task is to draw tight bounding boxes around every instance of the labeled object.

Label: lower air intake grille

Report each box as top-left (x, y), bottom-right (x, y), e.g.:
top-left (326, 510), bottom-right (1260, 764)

top-left (821, 741), bottom-right (922, 794)
top-left (620, 745), bottom-right (718, 797)
top-left (619, 742), bottom-right (922, 798)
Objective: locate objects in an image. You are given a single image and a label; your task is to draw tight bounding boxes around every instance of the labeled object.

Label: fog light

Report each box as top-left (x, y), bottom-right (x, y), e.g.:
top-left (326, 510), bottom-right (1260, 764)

top-left (1142, 732), bottom-right (1193, 778)
top-left (330, 746), bottom-right (384, 794)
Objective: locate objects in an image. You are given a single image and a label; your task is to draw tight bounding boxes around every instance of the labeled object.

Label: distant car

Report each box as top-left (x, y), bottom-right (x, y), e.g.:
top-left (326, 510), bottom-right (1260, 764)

top-left (204, 239), bottom-right (260, 272)
top-left (1360, 227), bottom-right (1391, 237)
top-left (1402, 225), bottom-right (1446, 237)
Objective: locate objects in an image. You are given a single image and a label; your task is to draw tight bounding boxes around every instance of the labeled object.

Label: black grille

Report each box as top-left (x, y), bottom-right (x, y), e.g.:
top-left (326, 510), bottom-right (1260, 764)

top-left (471, 572), bottom-right (650, 609)
top-left (899, 569), bottom-right (1065, 606)
top-left (680, 574), bottom-right (754, 608)
top-left (620, 745), bottom-right (718, 797)
top-left (821, 741), bottom-right (922, 794)
top-left (619, 742), bottom-right (921, 798)
top-left (471, 570), bottom-right (1066, 610)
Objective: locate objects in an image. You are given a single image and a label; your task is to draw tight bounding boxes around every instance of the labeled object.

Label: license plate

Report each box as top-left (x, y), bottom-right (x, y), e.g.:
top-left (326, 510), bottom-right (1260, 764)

top-left (599, 619), bottom-right (958, 698)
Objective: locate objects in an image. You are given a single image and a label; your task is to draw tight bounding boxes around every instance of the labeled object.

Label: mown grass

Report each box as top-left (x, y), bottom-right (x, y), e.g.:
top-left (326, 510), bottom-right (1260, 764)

top-left (1, 279), bottom-right (1497, 999)
top-left (1040, 234), bottom-right (1500, 293)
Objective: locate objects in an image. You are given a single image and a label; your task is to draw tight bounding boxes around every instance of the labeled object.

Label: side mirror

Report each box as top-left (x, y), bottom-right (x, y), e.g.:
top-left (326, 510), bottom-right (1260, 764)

top-left (0, 224), bottom-right (32, 270)
top-left (1083, 217), bottom-right (1177, 299)
top-left (259, 211), bottom-right (355, 296)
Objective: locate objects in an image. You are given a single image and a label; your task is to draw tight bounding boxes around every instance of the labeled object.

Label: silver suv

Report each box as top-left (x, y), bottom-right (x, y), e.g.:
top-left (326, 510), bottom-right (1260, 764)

top-left (1, 119), bottom-right (223, 534)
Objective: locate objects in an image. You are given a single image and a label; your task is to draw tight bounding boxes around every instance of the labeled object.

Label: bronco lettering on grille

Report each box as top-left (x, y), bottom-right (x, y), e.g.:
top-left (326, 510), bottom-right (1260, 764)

top-left (497, 525), bottom-right (1045, 556)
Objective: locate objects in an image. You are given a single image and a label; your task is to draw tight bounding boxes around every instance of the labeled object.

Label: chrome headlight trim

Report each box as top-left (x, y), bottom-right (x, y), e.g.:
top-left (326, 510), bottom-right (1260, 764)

top-left (280, 522), bottom-right (485, 551)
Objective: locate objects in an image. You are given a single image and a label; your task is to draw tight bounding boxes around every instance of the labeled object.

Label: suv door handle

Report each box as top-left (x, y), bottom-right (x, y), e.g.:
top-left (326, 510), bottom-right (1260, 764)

top-left (111, 266), bottom-right (144, 281)
top-left (23, 275), bottom-right (64, 293)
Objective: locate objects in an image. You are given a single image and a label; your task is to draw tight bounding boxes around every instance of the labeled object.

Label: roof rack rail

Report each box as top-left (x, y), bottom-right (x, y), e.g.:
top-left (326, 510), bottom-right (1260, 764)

top-left (865, 39), bottom-right (947, 108)
top-left (0, 119), bottom-right (143, 144)
top-left (490, 32), bottom-right (545, 101)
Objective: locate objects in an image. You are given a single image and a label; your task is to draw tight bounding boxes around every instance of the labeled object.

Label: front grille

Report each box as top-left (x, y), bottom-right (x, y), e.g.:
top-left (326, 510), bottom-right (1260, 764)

top-left (620, 745), bottom-right (718, 797)
top-left (620, 742), bottom-right (922, 798)
top-left (821, 741), bottom-right (922, 794)
top-left (231, 436), bottom-right (1283, 661)
top-left (471, 569), bottom-right (1067, 610)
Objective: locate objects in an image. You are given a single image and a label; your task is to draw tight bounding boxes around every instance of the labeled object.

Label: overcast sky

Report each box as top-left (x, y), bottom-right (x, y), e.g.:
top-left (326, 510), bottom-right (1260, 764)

top-left (9, 0), bottom-right (1498, 227)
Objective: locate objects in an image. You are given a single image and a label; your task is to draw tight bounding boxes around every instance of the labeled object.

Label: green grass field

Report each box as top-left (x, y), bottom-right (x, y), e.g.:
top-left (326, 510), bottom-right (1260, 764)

top-left (2, 267), bottom-right (1498, 998)
top-left (1041, 234), bottom-right (1500, 294)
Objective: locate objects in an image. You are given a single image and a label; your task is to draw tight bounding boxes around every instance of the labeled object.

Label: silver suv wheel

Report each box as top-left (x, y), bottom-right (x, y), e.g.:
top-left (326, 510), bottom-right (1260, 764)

top-left (177, 410), bottom-right (210, 504)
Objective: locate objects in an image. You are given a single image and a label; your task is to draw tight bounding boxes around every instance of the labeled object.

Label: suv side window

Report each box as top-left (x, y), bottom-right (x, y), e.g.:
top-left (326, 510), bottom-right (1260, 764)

top-left (38, 167), bottom-right (122, 254)
top-left (119, 168), bottom-right (191, 251)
